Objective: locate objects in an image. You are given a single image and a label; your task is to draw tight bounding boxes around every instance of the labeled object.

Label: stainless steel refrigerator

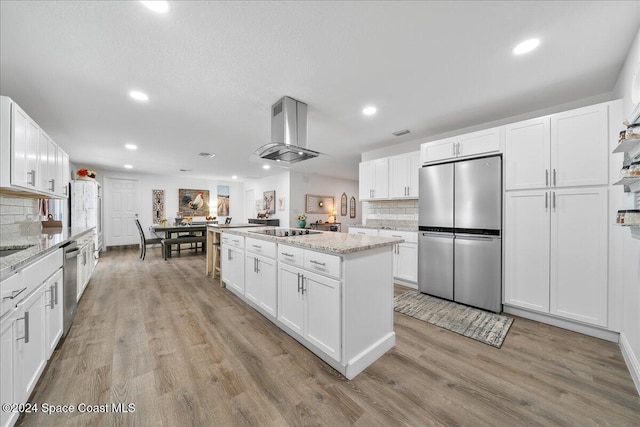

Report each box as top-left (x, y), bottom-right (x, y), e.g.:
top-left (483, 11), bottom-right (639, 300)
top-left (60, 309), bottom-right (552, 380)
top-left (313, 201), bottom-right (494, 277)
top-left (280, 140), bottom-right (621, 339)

top-left (418, 155), bottom-right (502, 313)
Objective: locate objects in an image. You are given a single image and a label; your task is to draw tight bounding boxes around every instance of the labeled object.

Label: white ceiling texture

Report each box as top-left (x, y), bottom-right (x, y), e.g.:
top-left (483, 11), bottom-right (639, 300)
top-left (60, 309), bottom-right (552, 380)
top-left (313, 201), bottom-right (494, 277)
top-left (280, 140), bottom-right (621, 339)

top-left (1, 1), bottom-right (639, 181)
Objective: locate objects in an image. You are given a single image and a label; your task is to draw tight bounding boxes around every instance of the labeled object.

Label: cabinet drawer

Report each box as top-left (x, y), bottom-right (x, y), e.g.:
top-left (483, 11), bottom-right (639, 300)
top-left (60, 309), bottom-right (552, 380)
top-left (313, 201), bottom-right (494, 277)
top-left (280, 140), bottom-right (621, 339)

top-left (304, 250), bottom-right (341, 279)
top-left (348, 227), bottom-right (378, 236)
top-left (1, 272), bottom-right (24, 318)
top-left (245, 237), bottom-right (276, 259)
top-left (378, 229), bottom-right (418, 243)
top-left (22, 249), bottom-right (63, 293)
top-left (221, 233), bottom-right (244, 249)
top-left (278, 244), bottom-right (304, 267)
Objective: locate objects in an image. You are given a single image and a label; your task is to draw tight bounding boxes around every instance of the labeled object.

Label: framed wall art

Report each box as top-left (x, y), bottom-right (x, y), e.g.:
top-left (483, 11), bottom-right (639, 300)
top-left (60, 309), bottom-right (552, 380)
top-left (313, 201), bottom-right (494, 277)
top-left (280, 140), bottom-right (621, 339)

top-left (350, 196), bottom-right (356, 218)
top-left (341, 192), bottom-right (347, 216)
top-left (217, 185), bottom-right (230, 216)
top-left (305, 194), bottom-right (334, 214)
top-left (179, 188), bottom-right (209, 216)
top-left (152, 189), bottom-right (165, 224)
top-left (263, 190), bottom-right (276, 214)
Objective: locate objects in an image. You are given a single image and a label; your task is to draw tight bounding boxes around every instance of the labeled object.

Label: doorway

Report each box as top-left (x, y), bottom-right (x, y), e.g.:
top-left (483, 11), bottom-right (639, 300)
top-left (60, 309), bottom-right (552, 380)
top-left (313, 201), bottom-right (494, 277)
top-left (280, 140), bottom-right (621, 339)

top-left (104, 177), bottom-right (140, 247)
top-left (245, 189), bottom-right (255, 223)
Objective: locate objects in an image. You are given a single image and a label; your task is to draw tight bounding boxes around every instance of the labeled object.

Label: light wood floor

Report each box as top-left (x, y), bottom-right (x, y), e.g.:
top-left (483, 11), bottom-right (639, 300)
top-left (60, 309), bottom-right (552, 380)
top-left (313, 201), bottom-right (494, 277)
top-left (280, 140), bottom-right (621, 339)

top-left (18, 247), bottom-right (640, 426)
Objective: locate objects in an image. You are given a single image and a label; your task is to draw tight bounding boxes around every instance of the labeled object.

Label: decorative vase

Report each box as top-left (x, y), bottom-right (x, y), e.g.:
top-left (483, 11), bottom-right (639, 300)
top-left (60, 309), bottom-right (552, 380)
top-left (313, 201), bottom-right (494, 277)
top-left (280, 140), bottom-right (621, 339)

top-left (298, 220), bottom-right (306, 228)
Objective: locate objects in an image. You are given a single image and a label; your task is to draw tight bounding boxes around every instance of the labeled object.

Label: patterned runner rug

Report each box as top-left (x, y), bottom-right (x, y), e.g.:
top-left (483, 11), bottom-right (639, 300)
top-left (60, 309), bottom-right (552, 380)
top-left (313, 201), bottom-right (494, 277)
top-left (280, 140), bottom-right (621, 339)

top-left (394, 291), bottom-right (514, 348)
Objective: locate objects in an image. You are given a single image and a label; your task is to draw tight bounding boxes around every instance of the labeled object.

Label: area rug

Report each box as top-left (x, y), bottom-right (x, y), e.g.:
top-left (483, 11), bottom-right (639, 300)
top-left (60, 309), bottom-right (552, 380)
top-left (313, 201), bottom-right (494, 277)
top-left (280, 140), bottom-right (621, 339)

top-left (394, 291), bottom-right (514, 348)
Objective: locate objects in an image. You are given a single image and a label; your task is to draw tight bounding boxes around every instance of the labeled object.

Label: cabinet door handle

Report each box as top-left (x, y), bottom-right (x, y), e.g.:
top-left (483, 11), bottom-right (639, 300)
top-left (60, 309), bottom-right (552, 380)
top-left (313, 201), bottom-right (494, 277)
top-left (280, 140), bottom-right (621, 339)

top-left (27, 169), bottom-right (36, 186)
top-left (452, 143), bottom-right (456, 156)
top-left (301, 276), bottom-right (306, 295)
top-left (54, 280), bottom-right (59, 306)
top-left (49, 285), bottom-right (55, 309)
top-left (552, 191), bottom-right (556, 209)
top-left (17, 311), bottom-right (29, 343)
top-left (63, 186), bottom-right (68, 196)
top-left (553, 169), bottom-right (557, 186)
top-left (256, 258), bottom-right (260, 273)
top-left (3, 287), bottom-right (26, 300)
top-left (545, 192), bottom-right (548, 209)
top-left (228, 249), bottom-right (232, 261)
top-left (281, 252), bottom-right (294, 258)
top-left (392, 234), bottom-right (402, 238)
top-left (456, 142), bottom-right (461, 156)
top-left (545, 169), bottom-right (549, 187)
top-left (252, 244), bottom-right (261, 249)
top-left (49, 178), bottom-right (55, 192)
top-left (309, 260), bottom-right (326, 267)
top-left (297, 273), bottom-right (302, 293)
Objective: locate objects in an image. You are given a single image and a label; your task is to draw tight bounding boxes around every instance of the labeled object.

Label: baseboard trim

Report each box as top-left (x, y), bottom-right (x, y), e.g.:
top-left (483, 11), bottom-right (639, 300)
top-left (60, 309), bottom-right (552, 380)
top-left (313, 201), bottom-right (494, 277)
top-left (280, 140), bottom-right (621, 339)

top-left (394, 279), bottom-right (417, 290)
top-left (503, 305), bottom-right (619, 342)
top-left (619, 332), bottom-right (640, 397)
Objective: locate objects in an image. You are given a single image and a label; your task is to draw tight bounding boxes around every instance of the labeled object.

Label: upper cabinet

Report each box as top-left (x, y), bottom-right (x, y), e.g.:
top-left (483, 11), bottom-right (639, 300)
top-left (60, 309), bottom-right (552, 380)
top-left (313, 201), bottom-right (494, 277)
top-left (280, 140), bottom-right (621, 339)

top-left (505, 103), bottom-right (608, 190)
top-left (421, 127), bottom-right (501, 165)
top-left (388, 151), bottom-right (420, 198)
top-left (0, 96), bottom-right (69, 198)
top-left (359, 158), bottom-right (389, 200)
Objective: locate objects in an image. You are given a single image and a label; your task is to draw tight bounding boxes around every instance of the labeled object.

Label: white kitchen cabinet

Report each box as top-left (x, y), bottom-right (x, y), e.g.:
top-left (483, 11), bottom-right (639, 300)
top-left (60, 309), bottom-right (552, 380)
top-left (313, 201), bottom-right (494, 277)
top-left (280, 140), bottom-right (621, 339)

top-left (421, 127), bottom-right (501, 165)
top-left (277, 263), bottom-right (341, 362)
top-left (43, 269), bottom-right (63, 359)
top-left (359, 158), bottom-right (389, 200)
top-left (505, 117), bottom-right (551, 190)
top-left (505, 104), bottom-right (608, 190)
top-left (504, 190), bottom-right (551, 312)
top-left (504, 188), bottom-right (608, 327)
top-left (1, 308), bottom-right (19, 427)
top-left (56, 145), bottom-right (69, 198)
top-left (15, 283), bottom-right (47, 403)
top-left (389, 151), bottom-right (420, 198)
top-left (550, 188), bottom-right (608, 326)
top-left (221, 244), bottom-right (245, 296)
top-left (3, 98), bottom-right (40, 191)
top-left (0, 96), bottom-right (70, 199)
top-left (245, 253), bottom-right (277, 318)
top-left (379, 229), bottom-right (418, 283)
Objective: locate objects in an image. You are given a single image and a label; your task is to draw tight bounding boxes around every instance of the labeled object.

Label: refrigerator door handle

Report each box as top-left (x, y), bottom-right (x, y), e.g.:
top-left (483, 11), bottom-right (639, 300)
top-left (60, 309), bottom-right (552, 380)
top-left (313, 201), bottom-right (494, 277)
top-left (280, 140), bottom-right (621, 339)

top-left (455, 234), bottom-right (499, 242)
top-left (421, 232), bottom-right (454, 238)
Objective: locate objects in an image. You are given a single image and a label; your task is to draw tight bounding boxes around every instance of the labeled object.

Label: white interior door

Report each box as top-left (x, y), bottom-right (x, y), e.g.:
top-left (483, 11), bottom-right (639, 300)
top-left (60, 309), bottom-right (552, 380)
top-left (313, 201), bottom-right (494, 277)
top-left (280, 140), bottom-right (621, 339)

top-left (105, 177), bottom-right (140, 247)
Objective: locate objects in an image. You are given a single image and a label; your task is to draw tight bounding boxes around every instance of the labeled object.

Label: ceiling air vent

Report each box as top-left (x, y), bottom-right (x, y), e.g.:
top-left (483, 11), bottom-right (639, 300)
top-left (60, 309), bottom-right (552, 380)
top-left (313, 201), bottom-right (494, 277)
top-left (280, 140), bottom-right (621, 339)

top-left (392, 129), bottom-right (410, 137)
top-left (198, 152), bottom-right (215, 158)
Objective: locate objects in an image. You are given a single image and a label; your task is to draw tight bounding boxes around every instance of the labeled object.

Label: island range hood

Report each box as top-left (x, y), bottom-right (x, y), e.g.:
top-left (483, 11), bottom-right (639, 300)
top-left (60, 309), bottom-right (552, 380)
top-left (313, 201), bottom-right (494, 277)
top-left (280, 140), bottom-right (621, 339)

top-left (255, 96), bottom-right (320, 164)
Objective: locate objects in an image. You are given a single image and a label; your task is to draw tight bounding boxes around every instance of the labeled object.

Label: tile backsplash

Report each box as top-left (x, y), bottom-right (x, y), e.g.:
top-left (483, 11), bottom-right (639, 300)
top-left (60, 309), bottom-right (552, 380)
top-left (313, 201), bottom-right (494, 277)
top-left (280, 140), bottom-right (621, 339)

top-left (0, 195), bottom-right (41, 237)
top-left (365, 200), bottom-right (418, 228)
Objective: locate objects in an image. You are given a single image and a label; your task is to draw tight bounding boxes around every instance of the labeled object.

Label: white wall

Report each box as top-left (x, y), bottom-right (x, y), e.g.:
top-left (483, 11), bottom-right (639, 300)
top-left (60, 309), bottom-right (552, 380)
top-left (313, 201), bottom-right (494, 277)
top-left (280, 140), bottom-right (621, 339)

top-left (289, 172), bottom-right (361, 230)
top-left (90, 167), bottom-right (243, 242)
top-left (613, 25), bottom-right (640, 395)
top-left (244, 171), bottom-right (291, 228)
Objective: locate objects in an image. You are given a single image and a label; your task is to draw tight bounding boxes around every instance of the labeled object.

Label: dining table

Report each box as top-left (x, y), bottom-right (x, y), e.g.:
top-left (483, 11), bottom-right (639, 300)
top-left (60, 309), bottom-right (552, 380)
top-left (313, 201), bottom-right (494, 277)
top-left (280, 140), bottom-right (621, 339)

top-left (150, 223), bottom-right (208, 239)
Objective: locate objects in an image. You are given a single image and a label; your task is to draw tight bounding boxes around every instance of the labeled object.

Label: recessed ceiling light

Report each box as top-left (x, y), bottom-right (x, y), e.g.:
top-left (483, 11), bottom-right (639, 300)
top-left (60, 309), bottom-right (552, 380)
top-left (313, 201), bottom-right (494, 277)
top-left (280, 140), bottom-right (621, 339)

top-left (125, 144), bottom-right (138, 150)
top-left (298, 151), bottom-right (303, 155)
top-left (129, 90), bottom-right (149, 102)
top-left (263, 164), bottom-right (271, 170)
top-left (124, 164), bottom-right (133, 169)
top-left (362, 106), bottom-right (377, 116)
top-left (232, 175), bottom-right (238, 179)
top-left (276, 159), bottom-right (281, 162)
top-left (140, 1), bottom-right (170, 14)
top-left (512, 38), bottom-right (540, 55)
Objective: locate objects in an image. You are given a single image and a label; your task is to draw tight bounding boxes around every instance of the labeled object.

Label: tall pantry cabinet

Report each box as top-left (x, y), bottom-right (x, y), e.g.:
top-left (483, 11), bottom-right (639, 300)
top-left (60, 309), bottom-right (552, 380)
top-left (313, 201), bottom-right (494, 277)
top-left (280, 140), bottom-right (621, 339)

top-left (504, 103), bottom-right (610, 327)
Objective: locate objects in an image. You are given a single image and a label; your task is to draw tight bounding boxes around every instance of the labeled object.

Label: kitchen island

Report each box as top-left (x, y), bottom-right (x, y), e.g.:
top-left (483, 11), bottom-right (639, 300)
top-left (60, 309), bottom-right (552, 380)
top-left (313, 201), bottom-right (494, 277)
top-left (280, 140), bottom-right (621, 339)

top-left (216, 226), bottom-right (403, 379)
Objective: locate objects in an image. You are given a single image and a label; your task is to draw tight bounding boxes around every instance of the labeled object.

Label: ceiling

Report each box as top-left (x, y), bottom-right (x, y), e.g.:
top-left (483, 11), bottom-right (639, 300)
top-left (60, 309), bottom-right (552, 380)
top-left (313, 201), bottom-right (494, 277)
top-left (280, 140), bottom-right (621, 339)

top-left (1, 1), bottom-right (639, 182)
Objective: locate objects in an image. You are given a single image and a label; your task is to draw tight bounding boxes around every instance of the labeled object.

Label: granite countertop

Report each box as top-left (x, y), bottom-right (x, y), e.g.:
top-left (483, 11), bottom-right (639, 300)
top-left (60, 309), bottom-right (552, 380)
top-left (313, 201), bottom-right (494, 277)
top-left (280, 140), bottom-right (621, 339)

top-left (348, 224), bottom-right (419, 232)
top-left (220, 227), bottom-right (403, 255)
top-left (1, 226), bottom-right (94, 280)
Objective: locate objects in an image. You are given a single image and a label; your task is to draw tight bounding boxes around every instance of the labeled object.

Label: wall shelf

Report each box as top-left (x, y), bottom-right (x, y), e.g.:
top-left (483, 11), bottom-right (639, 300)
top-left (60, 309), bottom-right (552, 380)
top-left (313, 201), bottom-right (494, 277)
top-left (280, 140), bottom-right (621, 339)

top-left (613, 137), bottom-right (640, 158)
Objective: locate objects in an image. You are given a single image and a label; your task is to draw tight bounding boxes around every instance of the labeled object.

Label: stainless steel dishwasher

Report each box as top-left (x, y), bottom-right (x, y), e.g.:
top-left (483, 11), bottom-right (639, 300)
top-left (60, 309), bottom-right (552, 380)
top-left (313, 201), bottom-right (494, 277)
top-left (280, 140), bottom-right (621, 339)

top-left (62, 241), bottom-right (79, 336)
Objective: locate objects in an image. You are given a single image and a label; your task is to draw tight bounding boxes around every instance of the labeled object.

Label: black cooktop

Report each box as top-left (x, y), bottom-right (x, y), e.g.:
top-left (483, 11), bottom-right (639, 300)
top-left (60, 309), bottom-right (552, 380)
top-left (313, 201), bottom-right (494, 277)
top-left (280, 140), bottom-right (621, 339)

top-left (248, 228), bottom-right (322, 237)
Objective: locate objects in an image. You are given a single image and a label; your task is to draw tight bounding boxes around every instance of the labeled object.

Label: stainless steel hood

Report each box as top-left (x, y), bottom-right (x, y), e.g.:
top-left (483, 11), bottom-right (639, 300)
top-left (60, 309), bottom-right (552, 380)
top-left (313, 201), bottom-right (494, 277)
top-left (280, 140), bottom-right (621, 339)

top-left (255, 96), bottom-right (320, 163)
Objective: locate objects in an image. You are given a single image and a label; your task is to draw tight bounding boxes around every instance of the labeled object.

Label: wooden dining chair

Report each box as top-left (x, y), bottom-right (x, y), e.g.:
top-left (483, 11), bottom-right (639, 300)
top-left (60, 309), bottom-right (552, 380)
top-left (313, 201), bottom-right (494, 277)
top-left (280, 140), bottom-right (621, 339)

top-left (135, 219), bottom-right (162, 260)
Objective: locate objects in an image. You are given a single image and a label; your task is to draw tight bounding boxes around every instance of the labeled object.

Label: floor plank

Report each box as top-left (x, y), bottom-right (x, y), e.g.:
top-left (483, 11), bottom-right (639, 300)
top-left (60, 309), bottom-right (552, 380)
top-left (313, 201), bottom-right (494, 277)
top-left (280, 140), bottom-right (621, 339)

top-left (17, 247), bottom-right (640, 426)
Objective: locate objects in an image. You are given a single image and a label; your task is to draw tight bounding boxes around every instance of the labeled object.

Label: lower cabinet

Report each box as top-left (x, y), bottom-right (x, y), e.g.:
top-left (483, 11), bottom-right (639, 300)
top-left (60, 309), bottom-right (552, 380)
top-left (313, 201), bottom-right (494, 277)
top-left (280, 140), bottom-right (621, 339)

top-left (245, 253), bottom-right (277, 318)
top-left (353, 228), bottom-right (418, 284)
top-left (1, 310), bottom-right (19, 427)
top-left (221, 244), bottom-right (245, 295)
top-left (504, 187), bottom-right (608, 326)
top-left (277, 263), bottom-right (341, 362)
top-left (44, 269), bottom-right (63, 359)
top-left (77, 233), bottom-right (96, 301)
